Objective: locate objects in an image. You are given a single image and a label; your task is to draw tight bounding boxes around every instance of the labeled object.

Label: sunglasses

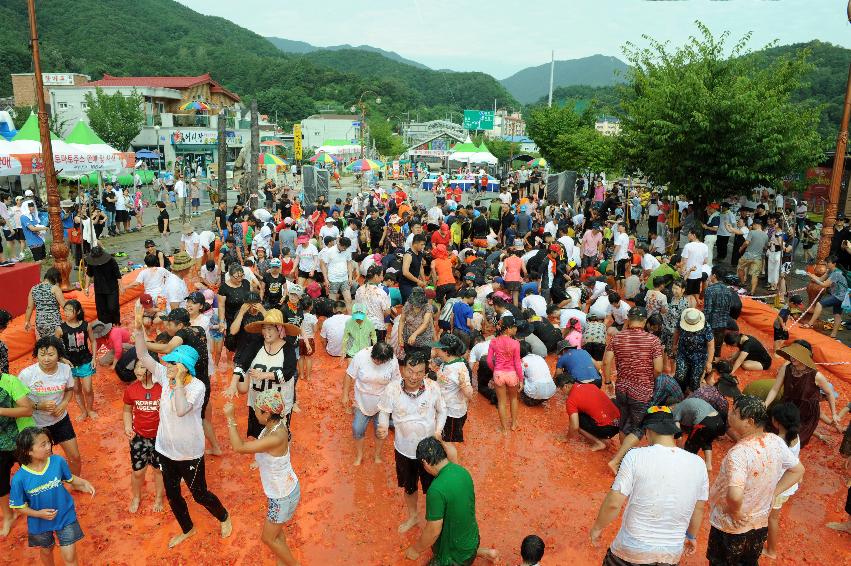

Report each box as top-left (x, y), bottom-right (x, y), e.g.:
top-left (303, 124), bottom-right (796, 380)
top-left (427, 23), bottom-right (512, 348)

top-left (646, 405), bottom-right (672, 414)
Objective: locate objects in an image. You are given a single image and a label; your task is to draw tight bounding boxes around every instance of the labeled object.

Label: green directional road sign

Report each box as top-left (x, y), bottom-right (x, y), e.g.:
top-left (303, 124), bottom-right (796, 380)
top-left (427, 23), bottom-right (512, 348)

top-left (463, 110), bottom-right (494, 130)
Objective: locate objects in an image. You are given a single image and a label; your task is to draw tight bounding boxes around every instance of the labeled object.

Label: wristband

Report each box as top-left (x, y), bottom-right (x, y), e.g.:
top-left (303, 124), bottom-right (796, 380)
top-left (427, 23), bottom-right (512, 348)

top-left (684, 532), bottom-right (696, 542)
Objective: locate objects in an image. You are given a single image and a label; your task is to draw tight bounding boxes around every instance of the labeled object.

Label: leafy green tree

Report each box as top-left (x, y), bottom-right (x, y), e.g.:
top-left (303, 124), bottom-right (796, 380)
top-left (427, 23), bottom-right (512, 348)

top-left (526, 104), bottom-right (616, 174)
top-left (84, 88), bottom-right (145, 150)
top-left (618, 22), bottom-right (823, 205)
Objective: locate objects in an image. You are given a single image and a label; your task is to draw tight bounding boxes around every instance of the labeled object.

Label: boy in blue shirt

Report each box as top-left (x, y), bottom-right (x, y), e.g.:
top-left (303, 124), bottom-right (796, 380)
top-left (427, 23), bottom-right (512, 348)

top-left (451, 289), bottom-right (477, 350)
top-left (10, 427), bottom-right (95, 564)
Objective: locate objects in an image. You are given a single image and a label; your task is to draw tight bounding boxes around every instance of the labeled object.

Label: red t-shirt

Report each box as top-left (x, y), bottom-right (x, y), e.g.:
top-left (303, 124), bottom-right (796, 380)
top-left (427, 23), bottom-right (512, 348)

top-left (481, 175), bottom-right (489, 187)
top-left (122, 381), bottom-right (163, 438)
top-left (394, 190), bottom-right (407, 206)
top-left (609, 328), bottom-right (663, 402)
top-left (566, 383), bottom-right (620, 427)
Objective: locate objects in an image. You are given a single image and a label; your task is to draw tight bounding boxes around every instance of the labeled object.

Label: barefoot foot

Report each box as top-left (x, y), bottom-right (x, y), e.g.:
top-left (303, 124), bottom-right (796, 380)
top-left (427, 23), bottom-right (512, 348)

top-left (0, 513), bottom-right (18, 537)
top-left (373, 455), bottom-right (383, 464)
top-left (153, 499), bottom-right (164, 513)
top-left (762, 549), bottom-right (777, 560)
top-left (398, 515), bottom-right (419, 534)
top-left (292, 403), bottom-right (301, 413)
top-left (205, 448), bottom-right (223, 456)
top-left (168, 528), bottom-right (196, 548)
top-left (590, 441), bottom-right (607, 452)
top-left (88, 411), bottom-right (99, 419)
top-left (826, 521), bottom-right (851, 534)
top-left (128, 497), bottom-right (140, 514)
top-left (478, 548), bottom-right (499, 563)
top-left (353, 455), bottom-right (363, 466)
top-left (511, 421), bottom-right (520, 431)
top-left (75, 413), bottom-right (89, 422)
top-left (220, 517), bottom-right (233, 539)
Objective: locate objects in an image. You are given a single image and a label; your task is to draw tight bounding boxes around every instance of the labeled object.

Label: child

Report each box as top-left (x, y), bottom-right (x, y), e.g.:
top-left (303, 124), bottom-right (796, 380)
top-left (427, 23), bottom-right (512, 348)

top-left (298, 296), bottom-right (318, 382)
top-left (280, 247), bottom-right (295, 279)
top-left (342, 304), bottom-right (376, 359)
top-left (198, 259), bottom-right (220, 291)
top-left (471, 302), bottom-right (485, 333)
top-left (122, 358), bottom-right (165, 514)
top-left (765, 402), bottom-right (801, 558)
top-left (56, 300), bottom-right (97, 421)
top-left (519, 534), bottom-right (544, 565)
top-left (773, 295), bottom-right (804, 354)
top-left (431, 333), bottom-right (473, 462)
top-left (10, 427), bottom-right (95, 565)
top-left (254, 246), bottom-right (269, 279)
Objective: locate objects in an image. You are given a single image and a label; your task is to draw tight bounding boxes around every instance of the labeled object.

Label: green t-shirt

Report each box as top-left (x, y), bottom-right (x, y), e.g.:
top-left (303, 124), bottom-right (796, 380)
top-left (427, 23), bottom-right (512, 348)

top-left (342, 318), bottom-right (376, 357)
top-left (387, 287), bottom-right (403, 307)
top-left (743, 379), bottom-right (782, 403)
top-left (425, 463), bottom-right (480, 566)
top-left (0, 374), bottom-right (36, 451)
top-left (488, 201), bottom-right (502, 221)
top-left (645, 263), bottom-right (681, 290)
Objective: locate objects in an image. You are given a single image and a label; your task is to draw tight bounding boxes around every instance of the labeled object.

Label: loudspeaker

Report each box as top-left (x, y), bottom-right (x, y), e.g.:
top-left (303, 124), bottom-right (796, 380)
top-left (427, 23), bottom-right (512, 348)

top-left (303, 166), bottom-right (316, 202)
top-left (560, 171), bottom-right (577, 204)
top-left (315, 169), bottom-right (330, 199)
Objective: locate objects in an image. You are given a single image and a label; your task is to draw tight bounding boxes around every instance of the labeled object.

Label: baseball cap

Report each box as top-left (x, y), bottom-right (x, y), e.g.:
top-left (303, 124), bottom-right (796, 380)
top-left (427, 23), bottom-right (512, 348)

top-left (288, 283), bottom-right (304, 297)
top-left (641, 406), bottom-right (681, 438)
top-left (269, 258), bottom-right (282, 268)
top-left (627, 306), bottom-right (648, 321)
top-left (163, 307), bottom-right (190, 324)
top-left (185, 291), bottom-right (206, 305)
top-left (139, 294), bottom-right (154, 308)
top-left (352, 303), bottom-right (367, 321)
top-left (144, 239), bottom-right (156, 248)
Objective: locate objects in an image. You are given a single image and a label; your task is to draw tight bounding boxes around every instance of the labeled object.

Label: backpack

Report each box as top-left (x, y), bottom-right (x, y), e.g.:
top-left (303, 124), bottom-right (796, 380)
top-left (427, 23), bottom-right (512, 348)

top-left (728, 287), bottom-right (742, 320)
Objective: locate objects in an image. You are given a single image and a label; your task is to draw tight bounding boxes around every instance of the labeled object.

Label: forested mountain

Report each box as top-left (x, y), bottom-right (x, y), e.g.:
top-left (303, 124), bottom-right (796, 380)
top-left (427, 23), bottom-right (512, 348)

top-left (266, 37), bottom-right (430, 69)
top-left (501, 55), bottom-right (630, 104)
top-left (0, 0), bottom-right (511, 126)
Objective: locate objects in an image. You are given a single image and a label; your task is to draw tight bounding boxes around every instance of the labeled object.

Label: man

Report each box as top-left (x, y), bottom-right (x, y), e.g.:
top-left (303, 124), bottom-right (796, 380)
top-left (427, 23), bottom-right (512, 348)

top-left (703, 265), bottom-right (732, 357)
top-left (707, 395), bottom-right (804, 566)
top-left (377, 353), bottom-right (447, 534)
top-left (320, 236), bottom-right (356, 310)
top-left (715, 202), bottom-right (734, 261)
top-left (580, 224), bottom-right (603, 268)
top-left (737, 217), bottom-right (768, 295)
top-left (214, 201), bottom-right (228, 241)
top-left (701, 203), bottom-right (721, 266)
top-left (830, 214), bottom-right (851, 271)
top-left (189, 178), bottom-right (201, 216)
top-left (612, 223), bottom-right (630, 293)
top-left (180, 224), bottom-right (203, 269)
top-left (365, 208), bottom-right (387, 252)
top-left (19, 200), bottom-right (48, 262)
top-left (603, 307), bottom-right (664, 474)
top-left (521, 288), bottom-right (548, 318)
top-left (399, 234), bottom-right (427, 303)
top-left (174, 175), bottom-right (187, 221)
top-left (681, 229), bottom-right (709, 299)
top-left (404, 437), bottom-right (498, 564)
top-left (557, 374), bottom-right (619, 451)
top-left (319, 216), bottom-right (340, 241)
top-left (590, 406), bottom-right (709, 565)
top-left (555, 340), bottom-right (602, 386)
top-left (145, 239), bottom-right (171, 270)
top-left (102, 185), bottom-right (117, 235)
top-left (404, 221), bottom-right (424, 252)
top-left (804, 254), bottom-right (848, 338)
top-left (156, 200), bottom-right (172, 253)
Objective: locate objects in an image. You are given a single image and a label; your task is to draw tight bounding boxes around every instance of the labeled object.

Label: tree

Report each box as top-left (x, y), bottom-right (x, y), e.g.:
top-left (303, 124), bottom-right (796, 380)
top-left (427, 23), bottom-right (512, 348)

top-left (84, 88), bottom-right (145, 150)
top-left (526, 104), bottom-right (617, 174)
top-left (617, 22), bottom-right (823, 205)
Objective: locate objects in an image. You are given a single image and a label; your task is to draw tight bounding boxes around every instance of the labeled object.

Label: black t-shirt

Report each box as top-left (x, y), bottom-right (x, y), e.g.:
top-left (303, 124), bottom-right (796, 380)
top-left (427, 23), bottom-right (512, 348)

top-left (60, 321), bottom-right (92, 366)
top-left (402, 250), bottom-right (424, 287)
top-left (831, 226), bottom-right (851, 270)
top-left (741, 335), bottom-right (772, 369)
top-left (227, 212), bottom-right (241, 228)
top-left (263, 272), bottom-right (285, 306)
top-left (103, 190), bottom-right (116, 212)
top-left (532, 319), bottom-right (560, 352)
top-left (280, 303), bottom-right (304, 351)
top-left (214, 209), bottom-right (227, 230)
top-left (366, 217), bottom-right (385, 239)
top-left (176, 326), bottom-right (209, 386)
top-left (471, 216), bottom-right (489, 239)
top-left (219, 280), bottom-right (251, 323)
top-left (157, 209), bottom-right (169, 233)
top-left (86, 258), bottom-right (121, 294)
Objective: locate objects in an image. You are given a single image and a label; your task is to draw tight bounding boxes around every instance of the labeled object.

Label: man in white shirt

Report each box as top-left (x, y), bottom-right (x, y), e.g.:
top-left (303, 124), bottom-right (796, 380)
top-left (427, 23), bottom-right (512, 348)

top-left (426, 205), bottom-right (443, 228)
top-left (114, 188), bottom-right (129, 234)
top-left (320, 236), bottom-right (356, 309)
top-left (544, 219), bottom-right (558, 238)
top-left (180, 224), bottom-right (203, 265)
top-left (590, 408), bottom-right (708, 566)
top-left (320, 307), bottom-right (350, 357)
top-left (521, 290), bottom-right (548, 318)
top-left (295, 237), bottom-right (319, 284)
top-left (132, 256), bottom-right (169, 301)
top-left (520, 343), bottom-right (556, 404)
top-left (681, 229), bottom-right (709, 298)
top-left (558, 233), bottom-right (575, 261)
top-left (612, 223), bottom-right (630, 293)
top-left (163, 270), bottom-right (189, 312)
top-left (319, 217), bottom-right (340, 241)
top-left (174, 177), bottom-right (186, 220)
top-left (377, 353), bottom-right (447, 534)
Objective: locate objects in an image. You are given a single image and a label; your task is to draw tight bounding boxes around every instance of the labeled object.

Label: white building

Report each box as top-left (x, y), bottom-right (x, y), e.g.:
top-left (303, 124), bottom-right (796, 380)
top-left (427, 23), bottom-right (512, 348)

top-left (595, 116), bottom-right (621, 136)
top-left (501, 136), bottom-right (539, 154)
top-left (300, 114), bottom-right (361, 152)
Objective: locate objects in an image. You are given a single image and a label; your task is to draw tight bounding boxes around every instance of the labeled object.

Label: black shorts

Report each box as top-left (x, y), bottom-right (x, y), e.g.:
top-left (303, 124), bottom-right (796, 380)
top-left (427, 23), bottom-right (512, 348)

top-left (685, 277), bottom-right (702, 296)
top-left (129, 434), bottom-right (160, 471)
top-left (435, 284), bottom-right (457, 304)
top-left (442, 414), bottom-right (467, 443)
top-left (706, 525), bottom-right (768, 566)
top-left (502, 281), bottom-right (521, 292)
top-left (0, 450), bottom-right (15, 497)
top-left (773, 326), bottom-right (789, 342)
top-left (395, 449), bottom-right (433, 495)
top-left (45, 413), bottom-right (76, 445)
top-left (115, 210), bottom-right (130, 223)
top-left (578, 412), bottom-right (619, 440)
top-left (30, 245), bottom-right (46, 262)
top-left (615, 258), bottom-right (630, 279)
top-left (14, 228), bottom-right (24, 241)
top-left (297, 268), bottom-right (312, 280)
top-left (585, 342), bottom-right (606, 361)
top-left (683, 414), bottom-right (727, 453)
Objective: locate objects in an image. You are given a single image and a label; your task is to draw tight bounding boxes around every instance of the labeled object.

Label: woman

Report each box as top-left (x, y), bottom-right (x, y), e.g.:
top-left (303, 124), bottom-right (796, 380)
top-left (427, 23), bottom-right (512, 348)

top-left (18, 335), bottom-right (81, 476)
top-left (487, 316), bottom-right (523, 433)
top-left (661, 280), bottom-right (690, 372)
top-left (724, 332), bottom-right (773, 373)
top-left (25, 268), bottom-right (65, 339)
top-left (218, 263), bottom-right (252, 352)
top-left (764, 343), bottom-right (840, 447)
top-left (133, 189), bottom-right (145, 231)
top-left (397, 287), bottom-right (434, 360)
top-left (672, 308), bottom-right (715, 394)
top-left (501, 246), bottom-right (526, 306)
top-left (223, 391), bottom-right (300, 566)
top-left (85, 246), bottom-right (123, 325)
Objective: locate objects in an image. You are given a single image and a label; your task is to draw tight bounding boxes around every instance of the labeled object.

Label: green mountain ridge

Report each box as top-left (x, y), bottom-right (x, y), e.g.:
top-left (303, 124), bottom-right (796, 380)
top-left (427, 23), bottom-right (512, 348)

top-left (266, 36), bottom-right (430, 69)
top-left (501, 54), bottom-right (630, 104)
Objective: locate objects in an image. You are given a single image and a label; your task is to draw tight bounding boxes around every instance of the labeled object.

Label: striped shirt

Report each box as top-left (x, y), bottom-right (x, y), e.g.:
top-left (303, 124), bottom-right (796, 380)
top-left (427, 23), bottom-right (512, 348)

top-left (609, 329), bottom-right (663, 402)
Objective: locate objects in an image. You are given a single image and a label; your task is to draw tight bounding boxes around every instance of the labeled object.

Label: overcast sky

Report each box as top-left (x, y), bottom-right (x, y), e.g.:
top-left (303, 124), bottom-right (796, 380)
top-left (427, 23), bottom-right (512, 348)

top-left (177, 0), bottom-right (851, 78)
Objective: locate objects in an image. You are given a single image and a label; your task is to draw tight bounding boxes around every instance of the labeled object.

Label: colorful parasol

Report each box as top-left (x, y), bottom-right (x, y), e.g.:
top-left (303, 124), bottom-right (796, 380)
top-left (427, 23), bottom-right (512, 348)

top-left (260, 153), bottom-right (286, 166)
top-left (178, 101), bottom-right (210, 111)
top-left (309, 151), bottom-right (339, 164)
top-left (528, 157), bottom-right (547, 168)
top-left (260, 139), bottom-right (285, 147)
top-left (347, 158), bottom-right (384, 172)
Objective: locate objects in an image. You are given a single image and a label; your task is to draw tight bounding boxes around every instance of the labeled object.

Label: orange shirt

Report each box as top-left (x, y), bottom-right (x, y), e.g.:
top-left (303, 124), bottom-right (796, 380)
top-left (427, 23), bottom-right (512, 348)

top-left (432, 257), bottom-right (456, 287)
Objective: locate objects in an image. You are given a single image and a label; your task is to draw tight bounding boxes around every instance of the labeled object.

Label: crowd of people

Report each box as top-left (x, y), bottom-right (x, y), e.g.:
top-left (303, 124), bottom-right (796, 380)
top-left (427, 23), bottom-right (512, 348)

top-left (0, 170), bottom-right (850, 566)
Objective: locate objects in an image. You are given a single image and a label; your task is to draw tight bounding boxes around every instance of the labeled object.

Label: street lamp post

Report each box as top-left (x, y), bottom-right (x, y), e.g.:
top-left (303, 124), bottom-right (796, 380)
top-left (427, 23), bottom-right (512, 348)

top-left (351, 91), bottom-right (380, 159)
top-left (26, 0), bottom-right (72, 290)
top-left (154, 124), bottom-right (161, 173)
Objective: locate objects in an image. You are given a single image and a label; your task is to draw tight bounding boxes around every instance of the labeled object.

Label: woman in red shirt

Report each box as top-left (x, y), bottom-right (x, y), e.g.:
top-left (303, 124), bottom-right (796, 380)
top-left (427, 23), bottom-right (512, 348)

top-left (431, 223), bottom-right (452, 247)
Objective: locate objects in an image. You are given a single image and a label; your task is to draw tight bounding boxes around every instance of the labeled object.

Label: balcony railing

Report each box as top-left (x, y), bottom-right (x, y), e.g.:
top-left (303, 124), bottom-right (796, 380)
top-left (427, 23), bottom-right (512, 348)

top-left (172, 114), bottom-right (211, 128)
top-left (145, 113), bottom-right (163, 127)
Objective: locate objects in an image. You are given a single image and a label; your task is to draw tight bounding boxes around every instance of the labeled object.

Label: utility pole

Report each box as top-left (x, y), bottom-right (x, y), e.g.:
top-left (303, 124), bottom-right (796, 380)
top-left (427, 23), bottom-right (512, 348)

top-left (548, 50), bottom-right (555, 108)
top-left (27, 0), bottom-right (71, 290)
top-left (217, 109), bottom-right (228, 205)
top-left (245, 100), bottom-right (260, 205)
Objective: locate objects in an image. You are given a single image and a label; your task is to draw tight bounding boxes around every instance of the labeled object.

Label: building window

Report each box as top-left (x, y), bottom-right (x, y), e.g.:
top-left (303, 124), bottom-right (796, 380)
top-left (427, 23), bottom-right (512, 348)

top-left (57, 102), bottom-right (69, 110)
top-left (80, 102), bottom-right (88, 110)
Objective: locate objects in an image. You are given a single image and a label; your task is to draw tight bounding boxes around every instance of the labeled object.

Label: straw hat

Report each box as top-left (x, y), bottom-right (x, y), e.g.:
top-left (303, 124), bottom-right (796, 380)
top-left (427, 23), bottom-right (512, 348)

top-left (679, 308), bottom-right (706, 332)
top-left (171, 251), bottom-right (194, 272)
top-left (777, 343), bottom-right (817, 371)
top-left (244, 308), bottom-right (300, 336)
top-left (90, 320), bottom-right (113, 339)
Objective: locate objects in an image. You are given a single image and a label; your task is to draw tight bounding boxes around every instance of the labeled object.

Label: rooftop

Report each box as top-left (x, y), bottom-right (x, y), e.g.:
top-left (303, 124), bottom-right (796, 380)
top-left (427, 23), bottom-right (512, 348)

top-left (83, 73), bottom-right (240, 102)
top-left (304, 114), bottom-right (360, 120)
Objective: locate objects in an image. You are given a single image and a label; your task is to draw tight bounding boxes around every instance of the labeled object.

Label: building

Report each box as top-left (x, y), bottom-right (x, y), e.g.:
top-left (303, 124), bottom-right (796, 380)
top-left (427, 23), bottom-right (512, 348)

top-left (11, 73), bottom-right (91, 108)
top-left (595, 116), bottom-right (621, 136)
top-left (402, 120), bottom-right (466, 147)
top-left (45, 73), bottom-right (250, 170)
top-left (300, 114), bottom-right (361, 152)
top-left (486, 109), bottom-right (526, 139)
top-left (501, 136), bottom-right (539, 154)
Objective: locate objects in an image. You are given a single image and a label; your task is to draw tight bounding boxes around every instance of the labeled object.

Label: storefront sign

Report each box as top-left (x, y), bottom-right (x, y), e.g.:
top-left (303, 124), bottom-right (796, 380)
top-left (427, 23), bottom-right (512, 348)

top-left (293, 124), bottom-right (302, 161)
top-left (409, 148), bottom-right (449, 157)
top-left (41, 73), bottom-right (76, 86)
top-left (170, 129), bottom-right (243, 146)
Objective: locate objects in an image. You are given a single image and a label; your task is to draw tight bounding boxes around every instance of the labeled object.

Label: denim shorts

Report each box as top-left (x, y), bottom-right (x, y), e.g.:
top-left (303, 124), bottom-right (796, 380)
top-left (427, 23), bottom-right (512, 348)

top-left (352, 406), bottom-right (380, 439)
top-left (267, 482), bottom-right (300, 524)
top-left (28, 520), bottom-right (84, 548)
top-left (71, 361), bottom-right (95, 378)
top-left (820, 293), bottom-right (844, 314)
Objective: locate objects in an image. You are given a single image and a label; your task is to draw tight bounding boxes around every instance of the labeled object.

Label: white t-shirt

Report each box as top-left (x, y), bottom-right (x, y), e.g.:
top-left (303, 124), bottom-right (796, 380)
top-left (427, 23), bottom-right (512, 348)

top-left (468, 339), bottom-right (491, 365)
top-left (681, 241), bottom-right (709, 280)
top-left (319, 246), bottom-right (352, 282)
top-left (134, 267), bottom-right (169, 300)
top-left (544, 221), bottom-right (558, 237)
top-left (521, 294), bottom-right (548, 318)
top-left (427, 206), bottom-right (443, 225)
top-left (181, 233), bottom-right (202, 259)
top-left (319, 225), bottom-right (340, 241)
top-left (162, 272), bottom-right (189, 309)
top-left (320, 314), bottom-right (350, 357)
top-left (175, 180), bottom-right (186, 198)
top-left (347, 349), bottom-right (402, 416)
top-left (522, 354), bottom-right (556, 400)
top-left (343, 226), bottom-right (360, 254)
top-left (558, 235), bottom-right (575, 259)
top-left (780, 438), bottom-right (801, 497)
top-left (152, 363), bottom-right (206, 461)
top-left (608, 301), bottom-right (631, 325)
top-left (198, 230), bottom-right (216, 251)
top-left (296, 243), bottom-right (319, 273)
top-left (641, 253), bottom-right (661, 272)
top-left (436, 360), bottom-right (472, 419)
top-left (245, 344), bottom-right (294, 414)
top-left (613, 231), bottom-right (630, 261)
top-left (115, 191), bottom-right (127, 212)
top-left (591, 280), bottom-right (608, 301)
top-left (588, 296), bottom-right (611, 320)
top-left (559, 308), bottom-right (587, 330)
top-left (20, 362), bottom-right (74, 427)
top-left (378, 379), bottom-right (446, 459)
top-left (359, 254), bottom-right (378, 277)
top-left (611, 444), bottom-right (709, 565)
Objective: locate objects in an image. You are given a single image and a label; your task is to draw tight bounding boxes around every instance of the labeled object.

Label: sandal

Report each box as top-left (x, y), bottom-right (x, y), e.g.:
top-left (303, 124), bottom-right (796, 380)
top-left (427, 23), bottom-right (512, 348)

top-left (799, 323), bottom-right (813, 329)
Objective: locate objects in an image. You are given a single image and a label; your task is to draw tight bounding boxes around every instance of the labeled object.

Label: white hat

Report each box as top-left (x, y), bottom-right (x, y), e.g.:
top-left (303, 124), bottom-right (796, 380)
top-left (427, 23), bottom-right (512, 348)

top-left (284, 217), bottom-right (293, 225)
top-left (24, 190), bottom-right (33, 196)
top-left (680, 308), bottom-right (706, 332)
